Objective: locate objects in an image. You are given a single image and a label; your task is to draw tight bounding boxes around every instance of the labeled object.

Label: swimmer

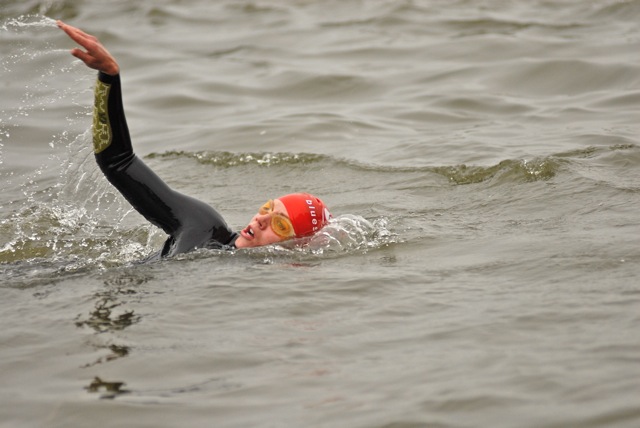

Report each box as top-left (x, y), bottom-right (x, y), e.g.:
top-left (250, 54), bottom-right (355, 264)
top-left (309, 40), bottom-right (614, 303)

top-left (57, 21), bottom-right (330, 258)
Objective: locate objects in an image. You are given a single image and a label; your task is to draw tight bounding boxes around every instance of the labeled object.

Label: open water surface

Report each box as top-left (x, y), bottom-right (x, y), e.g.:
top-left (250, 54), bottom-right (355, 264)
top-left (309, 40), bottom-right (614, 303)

top-left (1, 1), bottom-right (640, 427)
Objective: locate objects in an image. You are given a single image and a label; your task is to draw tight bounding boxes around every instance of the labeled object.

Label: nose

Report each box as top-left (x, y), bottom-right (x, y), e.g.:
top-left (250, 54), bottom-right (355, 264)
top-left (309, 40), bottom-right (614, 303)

top-left (255, 213), bottom-right (271, 230)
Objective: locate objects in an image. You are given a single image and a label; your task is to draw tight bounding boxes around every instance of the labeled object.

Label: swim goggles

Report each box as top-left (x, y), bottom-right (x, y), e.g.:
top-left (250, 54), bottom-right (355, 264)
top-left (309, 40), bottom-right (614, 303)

top-left (259, 200), bottom-right (296, 239)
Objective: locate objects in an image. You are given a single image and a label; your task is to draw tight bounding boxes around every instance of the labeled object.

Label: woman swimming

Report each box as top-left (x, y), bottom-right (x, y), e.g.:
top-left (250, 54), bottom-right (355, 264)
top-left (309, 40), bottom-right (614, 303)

top-left (57, 21), bottom-right (331, 258)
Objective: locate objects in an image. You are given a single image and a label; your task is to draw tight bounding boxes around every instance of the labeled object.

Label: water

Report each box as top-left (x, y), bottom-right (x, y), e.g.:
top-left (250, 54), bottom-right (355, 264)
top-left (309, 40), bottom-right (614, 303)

top-left (1, 1), bottom-right (640, 427)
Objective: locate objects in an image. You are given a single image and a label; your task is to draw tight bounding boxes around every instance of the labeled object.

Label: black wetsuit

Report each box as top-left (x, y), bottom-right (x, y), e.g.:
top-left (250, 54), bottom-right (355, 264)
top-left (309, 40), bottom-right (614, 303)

top-left (93, 72), bottom-right (238, 258)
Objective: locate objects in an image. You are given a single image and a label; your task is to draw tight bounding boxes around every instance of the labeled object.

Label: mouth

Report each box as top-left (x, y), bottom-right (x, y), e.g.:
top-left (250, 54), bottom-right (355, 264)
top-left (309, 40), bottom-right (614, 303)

top-left (241, 225), bottom-right (255, 240)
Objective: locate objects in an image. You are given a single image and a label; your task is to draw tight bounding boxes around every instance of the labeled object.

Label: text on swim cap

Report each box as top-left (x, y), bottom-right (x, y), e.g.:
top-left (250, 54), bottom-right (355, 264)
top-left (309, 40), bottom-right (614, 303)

top-left (306, 199), bottom-right (320, 230)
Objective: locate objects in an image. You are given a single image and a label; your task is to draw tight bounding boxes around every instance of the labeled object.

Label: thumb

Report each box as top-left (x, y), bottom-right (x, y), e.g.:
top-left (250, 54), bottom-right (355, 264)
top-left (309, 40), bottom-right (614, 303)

top-left (70, 48), bottom-right (95, 68)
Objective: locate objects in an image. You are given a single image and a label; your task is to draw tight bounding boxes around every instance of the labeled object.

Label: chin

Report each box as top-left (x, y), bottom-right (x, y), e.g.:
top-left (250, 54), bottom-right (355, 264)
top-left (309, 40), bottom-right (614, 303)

top-left (235, 237), bottom-right (251, 248)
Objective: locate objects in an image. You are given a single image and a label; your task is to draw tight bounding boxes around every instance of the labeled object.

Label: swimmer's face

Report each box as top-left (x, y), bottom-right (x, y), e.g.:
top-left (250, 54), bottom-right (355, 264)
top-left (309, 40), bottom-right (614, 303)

top-left (235, 199), bottom-right (295, 248)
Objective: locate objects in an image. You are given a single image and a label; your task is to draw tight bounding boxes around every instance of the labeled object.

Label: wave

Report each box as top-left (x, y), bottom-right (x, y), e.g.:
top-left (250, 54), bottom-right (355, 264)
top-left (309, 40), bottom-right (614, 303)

top-left (149, 144), bottom-right (640, 185)
top-left (0, 3), bottom-right (78, 21)
top-left (587, 0), bottom-right (640, 21)
top-left (441, 17), bottom-right (586, 37)
top-left (486, 58), bottom-right (640, 97)
top-left (147, 150), bottom-right (329, 168)
top-left (3, 143), bottom-right (637, 283)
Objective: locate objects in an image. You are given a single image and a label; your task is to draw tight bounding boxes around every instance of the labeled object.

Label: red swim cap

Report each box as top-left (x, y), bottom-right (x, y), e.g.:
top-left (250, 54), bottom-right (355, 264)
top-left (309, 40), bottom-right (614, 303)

top-left (277, 193), bottom-right (331, 238)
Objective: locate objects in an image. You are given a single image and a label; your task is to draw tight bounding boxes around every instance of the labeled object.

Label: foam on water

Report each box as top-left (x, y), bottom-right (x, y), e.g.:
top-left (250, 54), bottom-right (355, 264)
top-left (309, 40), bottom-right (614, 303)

top-left (0, 14), bottom-right (164, 279)
top-left (1, 14), bottom-right (57, 31)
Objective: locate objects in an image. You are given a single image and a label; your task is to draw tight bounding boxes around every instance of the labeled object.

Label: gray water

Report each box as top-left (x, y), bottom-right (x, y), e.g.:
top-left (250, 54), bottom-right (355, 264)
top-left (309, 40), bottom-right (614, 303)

top-left (1, 1), bottom-right (640, 427)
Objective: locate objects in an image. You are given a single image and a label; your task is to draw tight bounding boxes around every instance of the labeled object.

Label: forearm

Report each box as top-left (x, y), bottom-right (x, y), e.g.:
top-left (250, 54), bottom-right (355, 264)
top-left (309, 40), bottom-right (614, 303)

top-left (93, 72), bottom-right (131, 159)
top-left (92, 72), bottom-right (179, 234)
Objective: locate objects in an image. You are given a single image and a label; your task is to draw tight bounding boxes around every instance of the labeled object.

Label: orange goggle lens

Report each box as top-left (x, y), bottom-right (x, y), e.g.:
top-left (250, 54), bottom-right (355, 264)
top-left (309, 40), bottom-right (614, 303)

top-left (259, 200), bottom-right (295, 238)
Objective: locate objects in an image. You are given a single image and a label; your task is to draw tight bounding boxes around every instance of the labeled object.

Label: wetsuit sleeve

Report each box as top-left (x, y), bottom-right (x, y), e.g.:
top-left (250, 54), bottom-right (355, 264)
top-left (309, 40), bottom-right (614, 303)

top-left (92, 72), bottom-right (237, 252)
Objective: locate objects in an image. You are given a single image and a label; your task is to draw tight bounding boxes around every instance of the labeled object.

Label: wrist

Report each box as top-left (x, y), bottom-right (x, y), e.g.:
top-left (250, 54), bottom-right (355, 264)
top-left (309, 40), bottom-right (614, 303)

top-left (102, 64), bottom-right (120, 76)
top-left (98, 70), bottom-right (118, 82)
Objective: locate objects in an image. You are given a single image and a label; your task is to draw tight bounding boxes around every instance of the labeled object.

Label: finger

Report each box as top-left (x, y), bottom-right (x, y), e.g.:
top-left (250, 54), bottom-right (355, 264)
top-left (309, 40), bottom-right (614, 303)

top-left (70, 48), bottom-right (95, 67)
top-left (59, 23), bottom-right (85, 44)
top-left (58, 22), bottom-right (95, 49)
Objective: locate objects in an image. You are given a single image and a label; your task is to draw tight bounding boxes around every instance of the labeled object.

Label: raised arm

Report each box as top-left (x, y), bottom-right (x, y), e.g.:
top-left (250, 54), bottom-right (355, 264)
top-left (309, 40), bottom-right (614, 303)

top-left (58, 21), bottom-right (238, 256)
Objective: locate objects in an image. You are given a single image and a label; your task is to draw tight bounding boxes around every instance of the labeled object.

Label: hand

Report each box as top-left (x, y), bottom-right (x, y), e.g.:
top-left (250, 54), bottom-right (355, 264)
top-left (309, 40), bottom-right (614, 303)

top-left (57, 20), bottom-right (120, 76)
